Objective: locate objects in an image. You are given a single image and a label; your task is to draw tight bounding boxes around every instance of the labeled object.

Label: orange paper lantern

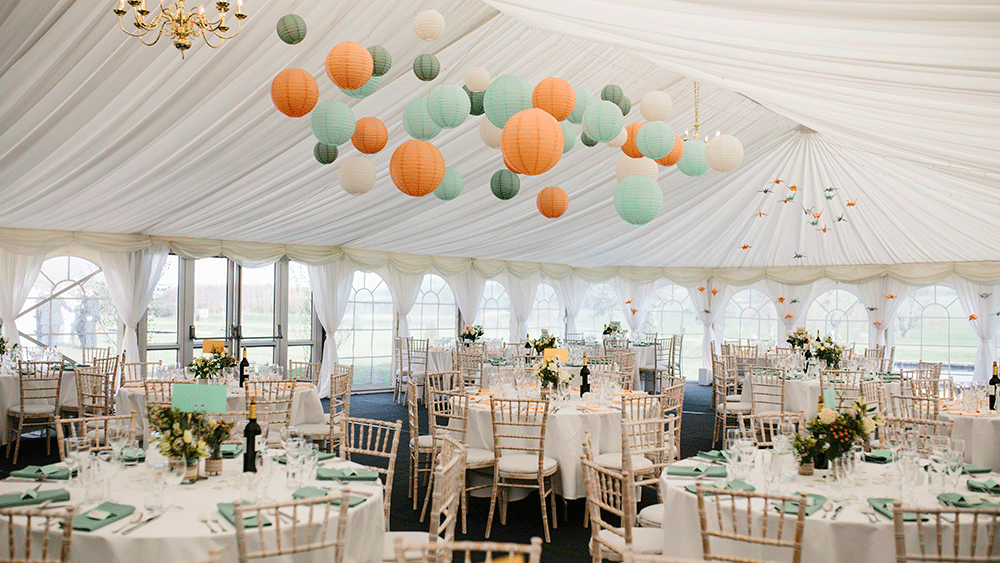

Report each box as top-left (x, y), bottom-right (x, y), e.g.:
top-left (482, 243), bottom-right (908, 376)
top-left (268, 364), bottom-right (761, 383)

top-left (621, 123), bottom-right (643, 158)
top-left (500, 108), bottom-right (563, 176)
top-left (390, 140), bottom-right (446, 197)
top-left (325, 41), bottom-right (373, 90)
top-left (654, 133), bottom-right (684, 166)
top-left (503, 154), bottom-right (524, 175)
top-left (531, 77), bottom-right (576, 122)
top-left (537, 186), bottom-right (568, 218)
top-left (270, 69), bottom-right (318, 118)
top-left (351, 117), bottom-right (388, 154)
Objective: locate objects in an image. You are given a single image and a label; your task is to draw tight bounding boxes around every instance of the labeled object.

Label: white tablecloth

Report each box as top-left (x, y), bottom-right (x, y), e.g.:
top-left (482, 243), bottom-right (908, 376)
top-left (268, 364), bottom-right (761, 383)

top-left (740, 376), bottom-right (821, 418)
top-left (659, 457), bottom-right (1000, 562)
top-left (940, 409), bottom-right (1000, 470)
top-left (0, 457), bottom-right (384, 563)
top-left (426, 348), bottom-right (452, 373)
top-left (0, 368), bottom-right (79, 445)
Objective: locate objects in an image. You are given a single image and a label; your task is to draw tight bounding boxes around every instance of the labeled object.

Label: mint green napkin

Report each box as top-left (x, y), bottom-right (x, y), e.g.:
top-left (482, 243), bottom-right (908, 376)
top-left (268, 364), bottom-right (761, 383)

top-left (963, 464), bottom-right (992, 475)
top-left (217, 502), bottom-right (271, 528)
top-left (666, 464), bottom-right (728, 478)
top-left (119, 448), bottom-right (146, 463)
top-left (868, 498), bottom-right (927, 522)
top-left (865, 450), bottom-right (893, 464)
top-left (696, 450), bottom-right (728, 462)
top-left (70, 502), bottom-right (135, 531)
top-left (785, 373), bottom-right (805, 380)
top-left (221, 444), bottom-right (244, 459)
top-left (276, 451), bottom-right (336, 464)
top-left (0, 488), bottom-right (70, 509)
top-left (878, 373), bottom-right (900, 381)
top-left (9, 465), bottom-right (75, 480)
top-left (316, 467), bottom-right (380, 481)
top-left (684, 479), bottom-right (755, 496)
top-left (292, 487), bottom-right (366, 506)
top-left (967, 479), bottom-right (1000, 495)
top-left (938, 492), bottom-right (1000, 509)
top-left (780, 493), bottom-right (826, 516)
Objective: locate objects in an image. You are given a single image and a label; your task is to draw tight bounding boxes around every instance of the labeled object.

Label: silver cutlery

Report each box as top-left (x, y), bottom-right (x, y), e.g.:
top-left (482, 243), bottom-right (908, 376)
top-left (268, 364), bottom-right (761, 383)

top-left (198, 510), bottom-right (217, 533)
top-left (211, 515), bottom-right (229, 532)
top-left (830, 504), bottom-right (844, 520)
top-left (112, 510), bottom-right (144, 533)
top-left (121, 512), bottom-right (163, 535)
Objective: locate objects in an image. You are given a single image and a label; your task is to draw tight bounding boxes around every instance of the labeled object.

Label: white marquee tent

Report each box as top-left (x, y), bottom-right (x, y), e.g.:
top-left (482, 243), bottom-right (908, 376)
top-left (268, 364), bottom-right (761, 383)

top-left (0, 0), bottom-right (998, 384)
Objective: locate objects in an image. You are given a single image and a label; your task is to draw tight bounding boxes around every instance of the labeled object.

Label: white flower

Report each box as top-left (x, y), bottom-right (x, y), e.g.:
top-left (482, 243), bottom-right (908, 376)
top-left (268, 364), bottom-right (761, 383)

top-left (557, 370), bottom-right (572, 384)
top-left (183, 430), bottom-right (193, 444)
top-left (862, 417), bottom-right (876, 434)
top-left (818, 408), bottom-right (837, 425)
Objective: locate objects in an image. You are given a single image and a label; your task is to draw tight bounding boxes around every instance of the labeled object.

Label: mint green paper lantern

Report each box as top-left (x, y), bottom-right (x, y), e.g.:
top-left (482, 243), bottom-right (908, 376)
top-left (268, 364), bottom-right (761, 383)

top-left (314, 142), bottom-right (338, 164)
top-left (310, 100), bottom-right (356, 146)
top-left (427, 84), bottom-right (470, 128)
top-left (368, 45), bottom-right (391, 77)
top-left (402, 98), bottom-right (442, 140)
top-left (434, 168), bottom-right (463, 201)
top-left (636, 121), bottom-right (674, 160)
top-left (581, 131), bottom-right (597, 147)
top-left (483, 75), bottom-right (532, 129)
top-left (614, 175), bottom-right (663, 225)
top-left (581, 100), bottom-right (623, 143)
top-left (567, 87), bottom-right (593, 125)
top-left (491, 169), bottom-right (520, 200)
top-left (276, 14), bottom-right (307, 45)
top-left (339, 75), bottom-right (382, 98)
top-left (413, 54), bottom-right (440, 81)
top-left (560, 122), bottom-right (575, 153)
top-left (677, 139), bottom-right (710, 177)
top-left (465, 86), bottom-right (485, 116)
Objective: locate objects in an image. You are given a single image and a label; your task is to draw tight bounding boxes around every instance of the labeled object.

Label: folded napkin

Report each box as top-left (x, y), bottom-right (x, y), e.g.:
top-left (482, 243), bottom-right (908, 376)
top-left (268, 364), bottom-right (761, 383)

top-left (967, 479), bottom-right (1000, 495)
top-left (963, 463), bottom-right (992, 475)
top-left (865, 450), bottom-right (893, 464)
top-left (221, 444), bottom-right (244, 459)
top-left (70, 502), bottom-right (135, 532)
top-left (565, 363), bottom-right (582, 367)
top-left (684, 479), bottom-right (755, 496)
top-left (316, 467), bottom-right (380, 481)
top-left (937, 492), bottom-right (1000, 509)
top-left (868, 498), bottom-right (926, 522)
top-left (785, 373), bottom-right (805, 381)
top-left (696, 450), bottom-right (728, 462)
top-left (218, 502), bottom-right (271, 528)
top-left (119, 448), bottom-right (146, 463)
top-left (780, 493), bottom-right (826, 516)
top-left (292, 486), bottom-right (366, 506)
top-left (878, 373), bottom-right (900, 381)
top-left (666, 464), bottom-right (728, 478)
top-left (9, 465), bottom-right (75, 480)
top-left (276, 451), bottom-right (337, 464)
top-left (0, 488), bottom-right (70, 509)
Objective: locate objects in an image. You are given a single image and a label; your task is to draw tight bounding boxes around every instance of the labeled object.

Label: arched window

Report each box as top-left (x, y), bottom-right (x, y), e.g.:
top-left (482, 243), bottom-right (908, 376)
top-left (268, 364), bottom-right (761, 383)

top-left (894, 285), bottom-right (978, 377)
top-left (21, 256), bottom-right (117, 362)
top-left (477, 280), bottom-right (510, 341)
top-left (526, 283), bottom-right (562, 337)
top-left (578, 283), bottom-right (625, 340)
top-left (337, 271), bottom-right (393, 389)
top-left (723, 289), bottom-right (778, 343)
top-left (641, 284), bottom-right (700, 377)
top-left (408, 274), bottom-right (456, 343)
top-left (805, 288), bottom-right (868, 346)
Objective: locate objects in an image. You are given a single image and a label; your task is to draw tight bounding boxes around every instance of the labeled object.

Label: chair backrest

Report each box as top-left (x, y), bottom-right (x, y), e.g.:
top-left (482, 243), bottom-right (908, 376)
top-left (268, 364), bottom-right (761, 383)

top-left (244, 379), bottom-right (294, 426)
top-left (427, 435), bottom-right (467, 543)
top-left (427, 387), bottom-right (469, 444)
top-left (426, 371), bottom-right (461, 394)
top-left (455, 344), bottom-right (486, 388)
top-left (616, 350), bottom-right (637, 374)
top-left (917, 361), bottom-right (943, 378)
top-left (653, 337), bottom-right (673, 372)
top-left (329, 365), bottom-right (353, 424)
top-left (0, 505), bottom-right (75, 563)
top-left (489, 398), bottom-right (549, 462)
top-left (406, 378), bottom-right (422, 445)
top-left (749, 367), bottom-right (785, 413)
top-left (121, 360), bottom-right (161, 387)
top-left (82, 346), bottom-right (111, 365)
top-left (395, 337), bottom-right (409, 373)
top-left (603, 337), bottom-right (629, 355)
top-left (891, 394), bottom-right (939, 420)
top-left (392, 538), bottom-right (543, 563)
top-left (712, 359), bottom-right (738, 407)
top-left (588, 354), bottom-right (617, 374)
top-left (901, 368), bottom-right (937, 381)
top-left (901, 377), bottom-right (946, 401)
top-left (339, 417), bottom-right (401, 526)
top-left (144, 380), bottom-right (173, 407)
top-left (90, 354), bottom-right (119, 378)
top-left (891, 501), bottom-right (1000, 562)
top-left (860, 380), bottom-right (887, 418)
top-left (732, 344), bottom-right (757, 357)
top-left (659, 377), bottom-right (686, 462)
top-left (620, 395), bottom-right (678, 491)
top-left (288, 360), bottom-right (321, 387)
top-left (738, 412), bottom-right (806, 448)
top-left (580, 453), bottom-right (636, 559)
top-left (819, 370), bottom-right (864, 410)
top-left (865, 345), bottom-right (885, 358)
top-left (75, 366), bottom-right (113, 416)
top-left (564, 333), bottom-right (584, 345)
top-left (882, 346), bottom-right (896, 372)
top-left (696, 486), bottom-right (808, 563)
top-left (54, 413), bottom-right (137, 460)
top-left (233, 493), bottom-right (349, 563)
top-left (408, 338), bottom-right (430, 373)
top-left (17, 360), bottom-right (64, 406)
top-left (882, 416), bottom-right (954, 454)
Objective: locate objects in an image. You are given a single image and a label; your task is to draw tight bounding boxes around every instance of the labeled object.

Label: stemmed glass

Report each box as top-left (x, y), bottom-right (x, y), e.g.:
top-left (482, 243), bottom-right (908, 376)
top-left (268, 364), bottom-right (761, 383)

top-left (107, 424), bottom-right (128, 457)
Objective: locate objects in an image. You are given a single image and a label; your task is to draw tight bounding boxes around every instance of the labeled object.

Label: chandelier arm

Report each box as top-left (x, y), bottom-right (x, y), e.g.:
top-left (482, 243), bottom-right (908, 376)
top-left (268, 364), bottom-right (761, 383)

top-left (135, 23), bottom-right (167, 46)
top-left (210, 17), bottom-right (243, 40)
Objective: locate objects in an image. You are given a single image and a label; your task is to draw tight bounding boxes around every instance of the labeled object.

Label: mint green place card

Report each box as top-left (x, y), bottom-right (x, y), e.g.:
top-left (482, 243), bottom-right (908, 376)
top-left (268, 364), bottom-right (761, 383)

top-left (171, 383), bottom-right (227, 413)
top-left (823, 387), bottom-right (836, 410)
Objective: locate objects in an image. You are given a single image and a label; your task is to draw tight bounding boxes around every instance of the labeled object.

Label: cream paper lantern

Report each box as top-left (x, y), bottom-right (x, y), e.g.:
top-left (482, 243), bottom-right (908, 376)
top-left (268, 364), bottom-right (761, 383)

top-left (338, 156), bottom-right (376, 195)
top-left (705, 134), bottom-right (745, 172)
top-left (479, 116), bottom-right (501, 149)
top-left (639, 91), bottom-right (672, 121)
top-left (605, 126), bottom-right (628, 148)
top-left (465, 67), bottom-right (491, 92)
top-left (413, 10), bottom-right (445, 41)
top-left (615, 155), bottom-right (659, 183)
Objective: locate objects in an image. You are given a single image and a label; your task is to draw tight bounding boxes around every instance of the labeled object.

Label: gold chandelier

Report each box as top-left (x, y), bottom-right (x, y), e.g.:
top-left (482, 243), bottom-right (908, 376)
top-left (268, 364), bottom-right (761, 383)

top-left (113, 0), bottom-right (247, 58)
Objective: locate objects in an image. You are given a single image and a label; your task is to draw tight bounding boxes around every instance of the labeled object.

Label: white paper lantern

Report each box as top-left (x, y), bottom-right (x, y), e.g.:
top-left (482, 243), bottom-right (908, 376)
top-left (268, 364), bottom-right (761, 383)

top-left (705, 134), bottom-right (744, 172)
top-left (615, 155), bottom-right (659, 183)
top-left (465, 67), bottom-right (491, 92)
top-left (338, 156), bottom-right (376, 195)
top-left (479, 116), bottom-right (501, 149)
top-left (639, 91), bottom-right (672, 121)
top-left (605, 126), bottom-right (628, 148)
top-left (413, 10), bottom-right (445, 41)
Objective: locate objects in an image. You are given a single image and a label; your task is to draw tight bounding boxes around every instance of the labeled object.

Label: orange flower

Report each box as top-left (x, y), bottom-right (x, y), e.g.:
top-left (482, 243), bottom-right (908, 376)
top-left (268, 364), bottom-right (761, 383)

top-left (970, 314), bottom-right (979, 321)
top-left (776, 297), bottom-right (786, 304)
top-left (711, 288), bottom-right (719, 296)
top-left (697, 286), bottom-right (705, 293)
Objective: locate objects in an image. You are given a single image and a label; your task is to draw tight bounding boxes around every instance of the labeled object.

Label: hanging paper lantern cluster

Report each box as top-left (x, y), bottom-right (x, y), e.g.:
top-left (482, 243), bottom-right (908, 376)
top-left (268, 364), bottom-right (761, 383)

top-left (606, 126), bottom-right (627, 148)
top-left (413, 10), bottom-right (445, 41)
top-left (339, 75), bottom-right (382, 98)
top-left (537, 186), bottom-right (568, 218)
top-left (413, 54), bottom-right (440, 81)
top-left (560, 122), bottom-right (575, 154)
top-left (465, 67), bottom-right (491, 92)
top-left (640, 91), bottom-right (671, 121)
top-left (310, 100), bottom-right (356, 145)
top-left (270, 69), bottom-right (318, 117)
top-left (276, 14), bottom-right (307, 45)
top-left (581, 131), bottom-right (597, 147)
top-left (614, 176), bottom-right (663, 225)
top-left (582, 100), bottom-right (624, 143)
top-left (615, 156), bottom-right (658, 183)
top-left (403, 98), bottom-right (442, 141)
top-left (655, 134), bottom-right (684, 166)
top-left (636, 121), bottom-right (675, 160)
top-left (601, 84), bottom-right (630, 115)
top-left (483, 75), bottom-right (532, 129)
top-left (314, 142), bottom-right (338, 165)
top-left (465, 86), bottom-right (485, 116)
top-left (567, 88), bottom-right (593, 125)
top-left (676, 139), bottom-right (709, 177)
top-left (325, 42), bottom-right (373, 90)
top-left (480, 117), bottom-right (501, 148)
top-left (351, 117), bottom-right (388, 154)
top-left (705, 134), bottom-right (745, 172)
top-left (500, 108), bottom-right (563, 176)
top-left (368, 45), bottom-right (392, 77)
top-left (427, 84), bottom-right (470, 128)
top-left (434, 168), bottom-right (463, 201)
top-left (491, 169), bottom-right (520, 200)
top-left (532, 77), bottom-right (576, 122)
top-left (390, 140), bottom-right (445, 197)
top-left (620, 123), bottom-right (643, 158)
top-left (339, 156), bottom-right (376, 195)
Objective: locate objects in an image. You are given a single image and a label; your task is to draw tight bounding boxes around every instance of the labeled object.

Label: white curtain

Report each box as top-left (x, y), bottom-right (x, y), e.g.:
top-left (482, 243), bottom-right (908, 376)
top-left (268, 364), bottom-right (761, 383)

top-left (99, 244), bottom-right (169, 381)
top-left (559, 275), bottom-right (591, 335)
top-left (953, 276), bottom-right (1000, 382)
top-left (506, 272), bottom-right (539, 343)
top-left (765, 280), bottom-right (815, 334)
top-left (0, 249), bottom-right (45, 347)
top-left (615, 278), bottom-right (656, 335)
top-left (449, 269), bottom-right (486, 327)
top-left (856, 277), bottom-right (912, 349)
top-left (688, 279), bottom-right (729, 369)
top-left (309, 260), bottom-right (356, 398)
top-left (385, 265), bottom-right (425, 381)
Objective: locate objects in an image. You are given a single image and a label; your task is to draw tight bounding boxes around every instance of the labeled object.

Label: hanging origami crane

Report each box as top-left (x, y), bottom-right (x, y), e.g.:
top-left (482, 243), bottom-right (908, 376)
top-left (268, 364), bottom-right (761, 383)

top-left (847, 197), bottom-right (859, 207)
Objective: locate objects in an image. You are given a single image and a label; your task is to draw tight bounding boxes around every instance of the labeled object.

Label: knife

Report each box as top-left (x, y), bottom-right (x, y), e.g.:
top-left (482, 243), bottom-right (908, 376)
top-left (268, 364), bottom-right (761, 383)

top-left (121, 512), bottom-right (163, 535)
top-left (830, 505), bottom-right (844, 521)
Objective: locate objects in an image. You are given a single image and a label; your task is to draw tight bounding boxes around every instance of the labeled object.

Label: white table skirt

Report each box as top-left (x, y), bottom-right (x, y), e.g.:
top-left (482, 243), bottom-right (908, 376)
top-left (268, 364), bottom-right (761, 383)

top-left (0, 457), bottom-right (384, 563)
top-left (659, 457), bottom-right (1000, 562)
top-left (740, 376), bottom-right (821, 418)
top-left (1, 369), bottom-right (79, 445)
top-left (940, 410), bottom-right (1000, 470)
top-left (426, 349), bottom-right (452, 373)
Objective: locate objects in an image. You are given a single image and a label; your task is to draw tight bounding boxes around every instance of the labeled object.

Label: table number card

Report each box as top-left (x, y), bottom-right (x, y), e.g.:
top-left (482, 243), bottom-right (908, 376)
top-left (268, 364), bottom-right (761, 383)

top-left (823, 387), bottom-right (836, 410)
top-left (172, 383), bottom-right (227, 413)
top-left (543, 348), bottom-right (569, 362)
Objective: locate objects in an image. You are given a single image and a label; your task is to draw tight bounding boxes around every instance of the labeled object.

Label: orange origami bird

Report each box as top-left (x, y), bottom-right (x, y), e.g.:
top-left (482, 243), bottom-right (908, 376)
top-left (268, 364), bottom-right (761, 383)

top-left (625, 299), bottom-right (632, 305)
top-left (788, 184), bottom-right (799, 192)
top-left (630, 307), bottom-right (638, 315)
top-left (740, 244), bottom-right (752, 250)
top-left (776, 297), bottom-right (786, 304)
top-left (817, 226), bottom-right (829, 233)
top-left (885, 294), bottom-right (896, 300)
top-left (784, 314), bottom-right (794, 319)
top-left (847, 197), bottom-right (859, 207)
top-left (873, 321), bottom-right (883, 327)
top-left (812, 210), bottom-right (823, 219)
top-left (697, 286), bottom-right (705, 292)
top-left (970, 314), bottom-right (979, 321)
top-left (755, 210), bottom-right (767, 218)
top-left (774, 179), bottom-right (782, 184)
top-left (711, 288), bottom-right (719, 296)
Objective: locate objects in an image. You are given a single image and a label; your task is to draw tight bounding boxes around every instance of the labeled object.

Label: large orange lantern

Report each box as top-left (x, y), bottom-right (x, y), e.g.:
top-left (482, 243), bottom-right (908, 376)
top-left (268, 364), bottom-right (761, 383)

top-left (351, 117), bottom-right (388, 154)
top-left (621, 123), bottom-right (643, 158)
top-left (325, 41), bottom-right (373, 90)
top-left (390, 140), bottom-right (446, 197)
top-left (654, 134), bottom-right (684, 166)
top-left (500, 108), bottom-right (563, 176)
top-left (531, 77), bottom-right (576, 122)
top-left (537, 186), bottom-right (568, 218)
top-left (270, 69), bottom-right (318, 118)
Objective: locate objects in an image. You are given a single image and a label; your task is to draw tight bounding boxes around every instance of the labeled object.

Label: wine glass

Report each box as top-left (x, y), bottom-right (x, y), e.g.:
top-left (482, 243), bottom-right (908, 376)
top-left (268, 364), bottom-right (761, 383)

top-left (107, 424), bottom-right (128, 456)
top-left (280, 426), bottom-right (301, 452)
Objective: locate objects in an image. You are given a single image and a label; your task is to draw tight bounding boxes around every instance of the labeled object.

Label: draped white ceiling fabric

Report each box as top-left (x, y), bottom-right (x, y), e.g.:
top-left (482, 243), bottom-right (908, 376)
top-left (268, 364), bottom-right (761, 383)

top-left (0, 0), bottom-right (997, 278)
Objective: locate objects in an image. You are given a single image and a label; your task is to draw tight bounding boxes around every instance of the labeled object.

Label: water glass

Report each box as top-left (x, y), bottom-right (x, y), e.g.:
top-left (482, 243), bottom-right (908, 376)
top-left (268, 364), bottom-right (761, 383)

top-left (64, 437), bottom-right (89, 485)
top-left (255, 451), bottom-right (277, 502)
top-left (164, 457), bottom-right (188, 508)
top-left (896, 450), bottom-right (920, 503)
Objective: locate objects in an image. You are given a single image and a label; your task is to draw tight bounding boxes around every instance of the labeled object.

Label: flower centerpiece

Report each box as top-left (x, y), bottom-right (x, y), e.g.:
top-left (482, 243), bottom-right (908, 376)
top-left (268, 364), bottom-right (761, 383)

top-left (0, 337), bottom-right (20, 372)
top-left (189, 350), bottom-right (236, 380)
top-left (533, 356), bottom-right (571, 389)
top-left (811, 335), bottom-right (844, 369)
top-left (147, 405), bottom-right (210, 479)
top-left (202, 417), bottom-right (234, 475)
top-left (794, 398), bottom-right (880, 472)
top-left (460, 324), bottom-right (484, 342)
top-left (530, 334), bottom-right (559, 355)
top-left (602, 323), bottom-right (627, 336)
top-left (786, 328), bottom-right (810, 349)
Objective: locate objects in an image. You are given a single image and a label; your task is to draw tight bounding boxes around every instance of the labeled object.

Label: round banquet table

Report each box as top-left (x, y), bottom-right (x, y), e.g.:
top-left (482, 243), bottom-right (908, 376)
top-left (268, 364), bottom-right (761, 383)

top-left (426, 348), bottom-right (453, 373)
top-left (658, 456), bottom-right (1000, 562)
top-left (739, 374), bottom-right (821, 419)
top-left (0, 457), bottom-right (385, 563)
top-left (0, 367), bottom-right (79, 445)
top-left (939, 404), bottom-right (1000, 471)
top-left (461, 395), bottom-right (622, 499)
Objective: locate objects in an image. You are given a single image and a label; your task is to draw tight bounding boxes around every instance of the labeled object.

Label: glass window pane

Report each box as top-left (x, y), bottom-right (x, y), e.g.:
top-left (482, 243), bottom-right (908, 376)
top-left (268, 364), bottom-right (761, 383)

top-left (477, 280), bottom-right (510, 341)
top-left (526, 283), bottom-right (561, 338)
top-left (894, 286), bottom-right (977, 379)
top-left (805, 288), bottom-right (868, 345)
top-left (147, 254), bottom-right (179, 345)
top-left (194, 257), bottom-right (228, 340)
top-left (408, 274), bottom-right (456, 343)
top-left (246, 346), bottom-right (275, 367)
top-left (288, 344), bottom-right (313, 363)
top-left (336, 272), bottom-right (393, 389)
top-left (241, 264), bottom-right (275, 337)
top-left (288, 262), bottom-right (313, 343)
top-left (578, 283), bottom-right (625, 340)
top-left (641, 284), bottom-right (700, 379)
top-left (147, 349), bottom-right (178, 367)
top-left (723, 289), bottom-right (778, 343)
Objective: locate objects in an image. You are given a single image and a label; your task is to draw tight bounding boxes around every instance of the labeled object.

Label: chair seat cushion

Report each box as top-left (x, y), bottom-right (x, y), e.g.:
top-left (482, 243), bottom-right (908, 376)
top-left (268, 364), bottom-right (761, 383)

top-left (296, 423), bottom-right (332, 437)
top-left (410, 434), bottom-right (436, 450)
top-left (725, 394), bottom-right (743, 402)
top-left (8, 403), bottom-right (57, 415)
top-left (384, 531), bottom-right (437, 562)
top-left (594, 453), bottom-right (654, 471)
top-left (637, 503), bottom-right (664, 527)
top-left (466, 447), bottom-right (495, 466)
top-left (497, 454), bottom-right (557, 475)
top-left (593, 527), bottom-right (663, 555)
